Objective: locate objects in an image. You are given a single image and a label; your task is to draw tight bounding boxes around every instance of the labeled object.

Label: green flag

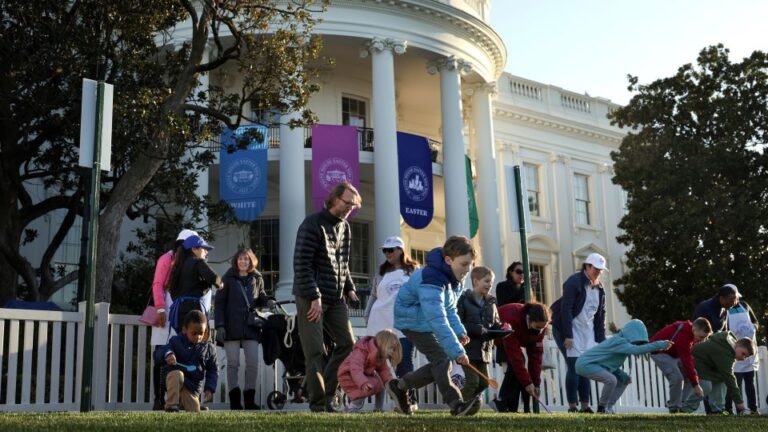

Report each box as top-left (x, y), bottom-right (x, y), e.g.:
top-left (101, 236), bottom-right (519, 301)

top-left (466, 155), bottom-right (479, 238)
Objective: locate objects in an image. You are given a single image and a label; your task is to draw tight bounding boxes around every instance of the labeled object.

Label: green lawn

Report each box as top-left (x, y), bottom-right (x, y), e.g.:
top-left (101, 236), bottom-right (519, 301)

top-left (0, 411), bottom-right (765, 431)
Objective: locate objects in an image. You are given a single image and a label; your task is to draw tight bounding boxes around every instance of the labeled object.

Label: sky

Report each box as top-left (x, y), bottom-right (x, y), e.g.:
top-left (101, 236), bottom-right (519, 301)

top-left (490, 0), bottom-right (768, 105)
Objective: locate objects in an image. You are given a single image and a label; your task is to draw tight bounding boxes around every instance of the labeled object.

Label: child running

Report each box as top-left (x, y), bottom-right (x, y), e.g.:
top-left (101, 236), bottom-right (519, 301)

top-left (156, 310), bottom-right (218, 412)
top-left (338, 329), bottom-right (402, 413)
top-left (389, 235), bottom-right (478, 416)
top-left (576, 319), bottom-right (672, 414)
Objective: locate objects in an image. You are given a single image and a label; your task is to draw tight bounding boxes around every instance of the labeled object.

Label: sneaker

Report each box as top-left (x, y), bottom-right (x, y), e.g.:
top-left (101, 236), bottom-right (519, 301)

top-left (152, 399), bottom-right (165, 411)
top-left (580, 407), bottom-right (595, 414)
top-left (668, 408), bottom-right (682, 414)
top-left (386, 379), bottom-right (411, 415)
top-left (451, 398), bottom-right (478, 416)
top-left (465, 397), bottom-right (483, 416)
top-left (407, 389), bottom-right (419, 413)
top-left (596, 405), bottom-right (606, 414)
top-left (164, 405), bottom-right (179, 413)
top-left (567, 407), bottom-right (579, 413)
top-left (491, 398), bottom-right (508, 413)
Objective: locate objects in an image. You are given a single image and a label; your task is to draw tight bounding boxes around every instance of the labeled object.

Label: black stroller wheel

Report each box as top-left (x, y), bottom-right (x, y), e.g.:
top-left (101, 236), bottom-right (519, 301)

top-left (267, 391), bottom-right (287, 410)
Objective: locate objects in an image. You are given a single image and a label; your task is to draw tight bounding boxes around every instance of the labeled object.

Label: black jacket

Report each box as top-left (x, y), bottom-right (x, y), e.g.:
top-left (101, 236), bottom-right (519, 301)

top-left (292, 208), bottom-right (355, 304)
top-left (214, 268), bottom-right (269, 342)
top-left (496, 279), bottom-right (526, 307)
top-left (457, 290), bottom-right (500, 363)
top-left (170, 257), bottom-right (219, 301)
top-left (692, 295), bottom-right (727, 332)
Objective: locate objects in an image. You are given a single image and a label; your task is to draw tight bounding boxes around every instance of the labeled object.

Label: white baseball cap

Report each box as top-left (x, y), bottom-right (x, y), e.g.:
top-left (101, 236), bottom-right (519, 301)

top-left (585, 253), bottom-right (608, 271)
top-left (176, 229), bottom-right (199, 241)
top-left (381, 236), bottom-right (405, 250)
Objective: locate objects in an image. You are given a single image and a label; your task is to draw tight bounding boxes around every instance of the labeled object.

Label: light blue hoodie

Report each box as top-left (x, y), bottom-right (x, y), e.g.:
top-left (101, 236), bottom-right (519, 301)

top-left (576, 319), bottom-right (667, 380)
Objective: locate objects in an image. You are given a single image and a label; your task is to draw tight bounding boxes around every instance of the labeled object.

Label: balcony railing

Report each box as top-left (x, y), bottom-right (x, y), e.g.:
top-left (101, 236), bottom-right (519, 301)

top-left (209, 125), bottom-right (443, 163)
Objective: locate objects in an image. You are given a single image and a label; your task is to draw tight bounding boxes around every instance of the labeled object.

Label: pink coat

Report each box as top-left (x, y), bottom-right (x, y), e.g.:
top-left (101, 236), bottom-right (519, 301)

top-left (337, 336), bottom-right (394, 400)
top-left (151, 250), bottom-right (173, 309)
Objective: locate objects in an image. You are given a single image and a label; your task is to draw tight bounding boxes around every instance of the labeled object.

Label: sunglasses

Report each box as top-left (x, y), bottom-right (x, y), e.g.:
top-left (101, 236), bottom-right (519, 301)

top-left (513, 269), bottom-right (524, 275)
top-left (382, 248), bottom-right (397, 254)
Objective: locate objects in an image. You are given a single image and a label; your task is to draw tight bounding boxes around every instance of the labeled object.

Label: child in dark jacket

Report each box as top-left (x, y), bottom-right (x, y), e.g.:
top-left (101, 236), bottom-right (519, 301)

top-left (457, 266), bottom-right (499, 402)
top-left (338, 329), bottom-right (401, 413)
top-left (155, 310), bottom-right (218, 412)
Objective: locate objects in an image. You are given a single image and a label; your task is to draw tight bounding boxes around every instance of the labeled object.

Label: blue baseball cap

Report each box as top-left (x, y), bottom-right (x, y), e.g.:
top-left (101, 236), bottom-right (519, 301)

top-left (182, 235), bottom-right (214, 251)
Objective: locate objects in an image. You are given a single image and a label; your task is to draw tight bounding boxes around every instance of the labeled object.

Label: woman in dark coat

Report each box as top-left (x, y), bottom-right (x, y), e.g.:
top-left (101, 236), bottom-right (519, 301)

top-left (214, 248), bottom-right (271, 410)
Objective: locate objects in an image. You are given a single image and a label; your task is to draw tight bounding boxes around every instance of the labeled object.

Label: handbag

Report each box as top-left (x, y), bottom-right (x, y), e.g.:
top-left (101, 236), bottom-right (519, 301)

top-left (138, 286), bottom-right (159, 326)
top-left (541, 343), bottom-right (557, 371)
top-left (237, 280), bottom-right (266, 329)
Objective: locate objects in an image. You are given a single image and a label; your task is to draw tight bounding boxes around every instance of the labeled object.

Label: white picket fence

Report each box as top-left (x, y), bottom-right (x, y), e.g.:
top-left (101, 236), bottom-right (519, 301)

top-left (1, 303), bottom-right (766, 413)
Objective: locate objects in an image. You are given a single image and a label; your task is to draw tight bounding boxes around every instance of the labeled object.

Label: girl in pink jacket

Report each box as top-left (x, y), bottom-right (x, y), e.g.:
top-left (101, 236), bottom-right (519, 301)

top-left (338, 329), bottom-right (401, 412)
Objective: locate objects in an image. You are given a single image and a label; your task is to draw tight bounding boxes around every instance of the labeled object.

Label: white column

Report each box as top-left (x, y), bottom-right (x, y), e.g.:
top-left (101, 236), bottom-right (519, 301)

top-left (361, 37), bottom-right (407, 256)
top-left (469, 83), bottom-right (503, 279)
top-left (276, 111), bottom-right (306, 303)
top-left (428, 56), bottom-right (472, 238)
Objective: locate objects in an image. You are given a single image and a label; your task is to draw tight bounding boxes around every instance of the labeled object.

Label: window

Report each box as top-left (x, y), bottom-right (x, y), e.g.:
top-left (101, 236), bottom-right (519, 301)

top-left (523, 163), bottom-right (541, 217)
top-left (410, 248), bottom-right (428, 266)
top-left (342, 96), bottom-right (367, 128)
top-left (530, 263), bottom-right (547, 304)
top-left (250, 219), bottom-right (280, 295)
top-left (574, 174), bottom-right (591, 225)
top-left (349, 221), bottom-right (371, 288)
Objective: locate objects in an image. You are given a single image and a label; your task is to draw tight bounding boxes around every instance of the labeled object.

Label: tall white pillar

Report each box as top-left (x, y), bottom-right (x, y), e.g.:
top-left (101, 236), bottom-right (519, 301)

top-left (361, 38), bottom-right (407, 257)
top-left (428, 56), bottom-right (472, 238)
top-left (276, 111), bottom-right (306, 302)
top-left (468, 83), bottom-right (503, 279)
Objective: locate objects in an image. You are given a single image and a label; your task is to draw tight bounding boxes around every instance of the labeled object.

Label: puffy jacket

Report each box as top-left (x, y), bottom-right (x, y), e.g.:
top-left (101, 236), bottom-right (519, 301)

top-left (394, 247), bottom-right (467, 359)
top-left (457, 290), bottom-right (499, 363)
top-left (496, 279), bottom-right (526, 307)
top-left (650, 321), bottom-right (699, 385)
top-left (214, 268), bottom-right (269, 342)
top-left (551, 270), bottom-right (606, 342)
top-left (292, 208), bottom-right (355, 304)
top-left (337, 336), bottom-right (394, 401)
top-left (155, 335), bottom-right (218, 395)
top-left (692, 331), bottom-right (742, 404)
top-left (692, 295), bottom-right (727, 332)
top-left (576, 319), bottom-right (668, 381)
top-left (498, 303), bottom-right (546, 387)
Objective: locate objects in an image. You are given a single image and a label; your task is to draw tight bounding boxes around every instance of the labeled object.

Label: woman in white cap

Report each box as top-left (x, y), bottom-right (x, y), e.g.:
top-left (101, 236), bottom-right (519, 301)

top-left (550, 252), bottom-right (608, 413)
top-left (363, 236), bottom-right (419, 412)
top-left (149, 228), bottom-right (198, 410)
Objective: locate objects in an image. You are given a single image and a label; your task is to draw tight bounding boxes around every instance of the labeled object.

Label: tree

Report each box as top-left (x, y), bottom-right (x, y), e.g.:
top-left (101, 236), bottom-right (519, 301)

top-left (610, 45), bottom-right (768, 332)
top-left (0, 0), bottom-right (324, 303)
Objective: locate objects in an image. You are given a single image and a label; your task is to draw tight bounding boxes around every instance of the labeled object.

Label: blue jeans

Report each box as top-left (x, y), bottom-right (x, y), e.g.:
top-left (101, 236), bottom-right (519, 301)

top-left (553, 327), bottom-right (591, 405)
top-left (396, 337), bottom-right (415, 378)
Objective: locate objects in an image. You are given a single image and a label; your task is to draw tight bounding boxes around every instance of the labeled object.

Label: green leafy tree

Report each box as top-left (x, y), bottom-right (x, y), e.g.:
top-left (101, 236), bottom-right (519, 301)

top-left (0, 0), bottom-right (325, 302)
top-left (610, 45), bottom-right (768, 333)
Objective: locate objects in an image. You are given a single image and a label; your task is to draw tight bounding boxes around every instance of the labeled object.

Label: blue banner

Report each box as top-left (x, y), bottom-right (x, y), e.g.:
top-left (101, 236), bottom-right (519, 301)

top-left (219, 125), bottom-right (268, 221)
top-left (397, 132), bottom-right (433, 229)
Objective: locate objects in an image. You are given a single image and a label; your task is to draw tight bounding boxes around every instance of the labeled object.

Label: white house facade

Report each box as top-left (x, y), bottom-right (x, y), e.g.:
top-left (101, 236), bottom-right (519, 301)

top-left (25, 0), bottom-right (630, 327)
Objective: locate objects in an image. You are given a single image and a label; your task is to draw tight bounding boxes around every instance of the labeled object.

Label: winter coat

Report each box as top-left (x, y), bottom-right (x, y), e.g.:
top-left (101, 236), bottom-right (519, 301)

top-left (292, 208), bottom-right (355, 304)
top-left (551, 270), bottom-right (606, 342)
top-left (496, 279), bottom-right (526, 307)
top-left (394, 247), bottom-right (467, 360)
top-left (650, 321), bottom-right (699, 385)
top-left (692, 331), bottom-right (743, 404)
top-left (337, 336), bottom-right (394, 400)
top-left (170, 257), bottom-right (219, 301)
top-left (214, 268), bottom-right (269, 342)
top-left (155, 334), bottom-right (218, 395)
top-left (692, 296), bottom-right (727, 332)
top-left (457, 290), bottom-right (499, 363)
top-left (498, 303), bottom-right (546, 387)
top-left (576, 320), bottom-right (668, 382)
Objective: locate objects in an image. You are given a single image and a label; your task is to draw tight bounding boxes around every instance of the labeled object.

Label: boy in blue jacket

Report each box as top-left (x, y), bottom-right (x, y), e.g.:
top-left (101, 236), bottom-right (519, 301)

top-left (155, 310), bottom-right (218, 412)
top-left (575, 319), bottom-right (672, 414)
top-left (388, 235), bottom-right (477, 416)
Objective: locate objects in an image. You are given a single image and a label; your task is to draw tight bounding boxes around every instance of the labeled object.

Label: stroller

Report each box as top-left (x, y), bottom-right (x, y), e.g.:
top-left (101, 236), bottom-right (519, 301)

top-left (261, 300), bottom-right (347, 410)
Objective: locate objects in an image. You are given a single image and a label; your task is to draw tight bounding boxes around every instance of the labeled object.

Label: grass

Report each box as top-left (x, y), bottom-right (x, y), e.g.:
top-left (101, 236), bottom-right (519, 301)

top-left (0, 411), bottom-right (766, 432)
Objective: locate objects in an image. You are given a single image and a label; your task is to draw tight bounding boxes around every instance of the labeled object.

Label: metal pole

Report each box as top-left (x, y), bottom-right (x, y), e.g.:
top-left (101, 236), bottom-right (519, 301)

top-left (513, 165), bottom-right (539, 413)
top-left (80, 81), bottom-right (105, 412)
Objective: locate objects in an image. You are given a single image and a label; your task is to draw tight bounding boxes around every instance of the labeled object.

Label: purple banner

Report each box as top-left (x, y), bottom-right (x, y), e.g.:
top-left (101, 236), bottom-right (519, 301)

top-left (311, 124), bottom-right (360, 213)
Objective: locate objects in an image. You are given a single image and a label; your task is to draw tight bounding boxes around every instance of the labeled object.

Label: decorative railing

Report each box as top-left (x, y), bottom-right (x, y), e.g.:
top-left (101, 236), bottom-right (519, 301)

top-left (510, 79), bottom-right (543, 100)
top-left (560, 93), bottom-right (591, 113)
top-left (4, 303), bottom-right (765, 412)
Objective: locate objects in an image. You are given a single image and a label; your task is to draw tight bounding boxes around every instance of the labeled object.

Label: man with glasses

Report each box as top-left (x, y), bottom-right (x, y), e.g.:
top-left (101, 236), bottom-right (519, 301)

top-left (293, 181), bottom-right (361, 412)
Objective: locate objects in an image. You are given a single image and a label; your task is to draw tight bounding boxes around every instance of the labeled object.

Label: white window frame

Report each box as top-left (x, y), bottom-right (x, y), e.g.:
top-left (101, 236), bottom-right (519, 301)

top-left (574, 173), bottom-right (592, 226)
